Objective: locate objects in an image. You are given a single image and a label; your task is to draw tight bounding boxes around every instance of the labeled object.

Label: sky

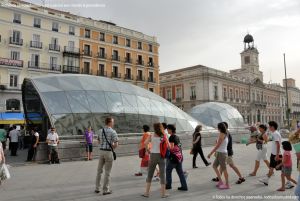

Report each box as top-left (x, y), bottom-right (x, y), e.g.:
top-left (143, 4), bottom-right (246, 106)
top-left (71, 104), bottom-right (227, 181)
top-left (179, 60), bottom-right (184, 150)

top-left (28, 0), bottom-right (300, 87)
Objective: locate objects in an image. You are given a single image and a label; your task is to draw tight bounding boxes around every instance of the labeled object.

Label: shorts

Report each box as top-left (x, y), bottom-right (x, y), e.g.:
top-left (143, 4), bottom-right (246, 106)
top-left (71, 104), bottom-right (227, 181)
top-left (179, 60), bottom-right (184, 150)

top-left (86, 143), bottom-right (93, 152)
top-left (48, 145), bottom-right (58, 155)
top-left (282, 166), bottom-right (292, 176)
top-left (270, 154), bottom-right (282, 169)
top-left (213, 152), bottom-right (227, 171)
top-left (256, 146), bottom-right (268, 161)
top-left (226, 156), bottom-right (234, 165)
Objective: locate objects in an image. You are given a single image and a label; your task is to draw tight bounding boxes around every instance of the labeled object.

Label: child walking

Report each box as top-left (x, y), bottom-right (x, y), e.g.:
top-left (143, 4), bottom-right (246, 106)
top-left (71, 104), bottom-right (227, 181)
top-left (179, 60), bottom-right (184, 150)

top-left (276, 141), bottom-right (297, 191)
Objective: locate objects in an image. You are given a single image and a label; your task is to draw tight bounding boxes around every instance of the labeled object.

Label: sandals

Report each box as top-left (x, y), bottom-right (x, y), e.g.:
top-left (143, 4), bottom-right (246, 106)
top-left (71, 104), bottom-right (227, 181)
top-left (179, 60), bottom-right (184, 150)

top-left (161, 195), bottom-right (169, 198)
top-left (212, 177), bottom-right (219, 182)
top-left (277, 188), bottom-right (285, 192)
top-left (236, 177), bottom-right (246, 184)
top-left (141, 194), bottom-right (149, 198)
top-left (249, 173), bottom-right (256, 176)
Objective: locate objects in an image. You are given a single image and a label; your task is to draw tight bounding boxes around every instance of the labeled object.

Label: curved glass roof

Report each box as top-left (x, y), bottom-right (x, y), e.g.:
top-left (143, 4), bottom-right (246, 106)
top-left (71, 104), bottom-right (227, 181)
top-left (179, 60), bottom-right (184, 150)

top-left (189, 102), bottom-right (245, 129)
top-left (23, 74), bottom-right (199, 135)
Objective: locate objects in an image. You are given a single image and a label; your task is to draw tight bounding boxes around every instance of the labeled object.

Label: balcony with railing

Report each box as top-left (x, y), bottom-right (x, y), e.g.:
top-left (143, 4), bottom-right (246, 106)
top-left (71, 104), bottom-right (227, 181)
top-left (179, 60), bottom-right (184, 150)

top-left (176, 97), bottom-right (182, 102)
top-left (62, 65), bottom-right (80, 73)
top-left (148, 62), bottom-right (155, 67)
top-left (9, 37), bottom-right (23, 46)
top-left (97, 70), bottom-right (107, 77)
top-left (30, 41), bottom-right (43, 49)
top-left (148, 77), bottom-right (156, 83)
top-left (251, 101), bottom-right (267, 108)
top-left (111, 55), bottom-right (120, 62)
top-left (124, 74), bottom-right (133, 80)
top-left (97, 53), bottom-right (107, 59)
top-left (33, 24), bottom-right (41, 28)
top-left (136, 75), bottom-right (145, 82)
top-left (82, 50), bottom-right (92, 57)
top-left (49, 44), bottom-right (60, 52)
top-left (63, 46), bottom-right (80, 57)
top-left (111, 72), bottom-right (121, 78)
top-left (13, 19), bottom-right (21, 24)
top-left (136, 60), bottom-right (144, 66)
top-left (28, 61), bottom-right (61, 72)
top-left (125, 58), bottom-right (132, 64)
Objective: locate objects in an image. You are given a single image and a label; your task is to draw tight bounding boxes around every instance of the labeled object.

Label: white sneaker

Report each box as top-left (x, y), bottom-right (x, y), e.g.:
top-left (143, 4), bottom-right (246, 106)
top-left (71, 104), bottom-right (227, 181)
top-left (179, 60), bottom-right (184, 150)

top-left (285, 181), bottom-right (295, 189)
top-left (258, 177), bottom-right (269, 186)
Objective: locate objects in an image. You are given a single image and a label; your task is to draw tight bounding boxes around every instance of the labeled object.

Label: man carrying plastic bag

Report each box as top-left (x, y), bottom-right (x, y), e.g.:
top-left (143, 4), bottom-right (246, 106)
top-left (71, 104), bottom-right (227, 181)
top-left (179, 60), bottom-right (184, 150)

top-left (0, 141), bottom-right (10, 185)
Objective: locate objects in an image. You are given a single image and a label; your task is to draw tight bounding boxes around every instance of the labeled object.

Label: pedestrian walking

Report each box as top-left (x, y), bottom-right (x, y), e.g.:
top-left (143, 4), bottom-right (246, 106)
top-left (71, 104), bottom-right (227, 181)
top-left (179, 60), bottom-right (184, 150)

top-left (9, 125), bottom-right (19, 156)
top-left (192, 125), bottom-right (211, 168)
top-left (18, 125), bottom-right (25, 150)
top-left (46, 127), bottom-right (60, 164)
top-left (259, 121), bottom-right (282, 186)
top-left (276, 141), bottom-right (297, 191)
top-left (207, 122), bottom-right (230, 190)
top-left (142, 123), bottom-right (169, 198)
top-left (0, 125), bottom-right (6, 150)
top-left (135, 125), bottom-right (151, 176)
top-left (247, 124), bottom-right (270, 176)
top-left (85, 126), bottom-right (94, 161)
top-left (95, 117), bottom-right (119, 195)
top-left (0, 142), bottom-right (6, 185)
top-left (166, 124), bottom-right (188, 191)
top-left (26, 128), bottom-right (39, 162)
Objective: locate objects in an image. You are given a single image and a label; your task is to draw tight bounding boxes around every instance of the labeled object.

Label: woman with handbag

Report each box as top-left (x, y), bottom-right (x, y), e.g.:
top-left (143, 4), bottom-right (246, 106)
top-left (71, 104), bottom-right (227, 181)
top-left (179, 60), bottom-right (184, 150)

top-left (192, 125), bottom-right (211, 168)
top-left (135, 125), bottom-right (151, 176)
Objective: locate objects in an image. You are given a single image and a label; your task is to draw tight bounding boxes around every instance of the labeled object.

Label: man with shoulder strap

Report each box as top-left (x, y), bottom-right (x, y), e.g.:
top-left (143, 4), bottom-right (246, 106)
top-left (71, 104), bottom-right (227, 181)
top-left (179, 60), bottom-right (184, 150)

top-left (95, 117), bottom-right (118, 195)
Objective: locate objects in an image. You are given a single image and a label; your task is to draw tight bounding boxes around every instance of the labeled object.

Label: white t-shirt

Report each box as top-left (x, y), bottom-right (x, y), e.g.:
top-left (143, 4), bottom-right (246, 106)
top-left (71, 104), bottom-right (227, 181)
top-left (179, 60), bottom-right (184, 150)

top-left (9, 129), bottom-right (19, 142)
top-left (47, 132), bottom-right (59, 146)
top-left (271, 130), bottom-right (282, 155)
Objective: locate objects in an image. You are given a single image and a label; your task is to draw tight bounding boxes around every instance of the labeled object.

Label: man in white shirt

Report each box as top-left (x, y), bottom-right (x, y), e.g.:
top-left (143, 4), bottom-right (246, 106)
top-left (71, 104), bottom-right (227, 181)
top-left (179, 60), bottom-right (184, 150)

top-left (259, 121), bottom-right (282, 186)
top-left (46, 127), bottom-right (59, 164)
top-left (9, 125), bottom-right (19, 156)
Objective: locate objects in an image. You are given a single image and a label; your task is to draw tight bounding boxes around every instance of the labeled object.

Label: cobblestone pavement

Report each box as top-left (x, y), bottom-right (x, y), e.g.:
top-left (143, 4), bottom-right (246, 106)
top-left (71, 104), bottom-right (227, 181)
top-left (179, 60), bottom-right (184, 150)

top-left (0, 141), bottom-right (299, 201)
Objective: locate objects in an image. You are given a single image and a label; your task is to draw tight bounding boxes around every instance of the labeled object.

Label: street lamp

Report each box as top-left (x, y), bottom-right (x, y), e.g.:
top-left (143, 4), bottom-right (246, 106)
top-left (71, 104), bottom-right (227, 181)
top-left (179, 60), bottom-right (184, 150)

top-left (283, 53), bottom-right (290, 130)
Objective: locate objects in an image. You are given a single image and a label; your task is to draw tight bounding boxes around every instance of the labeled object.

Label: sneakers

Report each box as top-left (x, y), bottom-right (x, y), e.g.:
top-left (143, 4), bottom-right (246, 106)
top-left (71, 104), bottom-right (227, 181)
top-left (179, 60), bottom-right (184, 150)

top-left (216, 181), bottom-right (223, 187)
top-left (218, 184), bottom-right (230, 190)
top-left (285, 181), bottom-right (295, 189)
top-left (178, 187), bottom-right (188, 191)
top-left (258, 177), bottom-right (269, 186)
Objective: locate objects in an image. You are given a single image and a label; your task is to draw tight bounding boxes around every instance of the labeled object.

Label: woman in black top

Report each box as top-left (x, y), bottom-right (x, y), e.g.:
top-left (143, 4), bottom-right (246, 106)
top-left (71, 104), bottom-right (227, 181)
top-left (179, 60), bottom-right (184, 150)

top-left (192, 125), bottom-right (211, 168)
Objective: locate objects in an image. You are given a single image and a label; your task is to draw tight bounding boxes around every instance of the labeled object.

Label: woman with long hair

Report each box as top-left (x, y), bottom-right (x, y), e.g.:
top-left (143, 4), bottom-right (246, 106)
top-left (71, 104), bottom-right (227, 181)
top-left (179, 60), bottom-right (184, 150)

top-left (208, 122), bottom-right (230, 189)
top-left (192, 125), bottom-right (211, 168)
top-left (143, 123), bottom-right (169, 198)
top-left (135, 125), bottom-right (151, 176)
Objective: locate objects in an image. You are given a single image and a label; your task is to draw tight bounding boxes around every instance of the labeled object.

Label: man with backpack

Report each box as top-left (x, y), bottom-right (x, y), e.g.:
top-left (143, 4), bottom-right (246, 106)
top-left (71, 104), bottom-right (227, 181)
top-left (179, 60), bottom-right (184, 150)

top-left (166, 124), bottom-right (188, 191)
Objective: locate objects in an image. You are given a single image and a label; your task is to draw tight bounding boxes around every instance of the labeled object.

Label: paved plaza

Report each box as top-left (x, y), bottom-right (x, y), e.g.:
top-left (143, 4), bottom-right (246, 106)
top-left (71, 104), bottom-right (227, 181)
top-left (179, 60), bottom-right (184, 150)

top-left (0, 142), bottom-right (299, 201)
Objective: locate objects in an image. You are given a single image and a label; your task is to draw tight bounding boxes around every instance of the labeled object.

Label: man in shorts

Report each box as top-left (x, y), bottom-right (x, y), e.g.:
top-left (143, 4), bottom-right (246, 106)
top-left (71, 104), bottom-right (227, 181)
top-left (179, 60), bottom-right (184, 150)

top-left (259, 121), bottom-right (282, 186)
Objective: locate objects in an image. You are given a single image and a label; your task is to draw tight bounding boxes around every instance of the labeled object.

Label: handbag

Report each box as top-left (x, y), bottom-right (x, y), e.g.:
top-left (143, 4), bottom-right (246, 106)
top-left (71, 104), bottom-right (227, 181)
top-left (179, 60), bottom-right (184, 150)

top-left (139, 148), bottom-right (146, 158)
top-left (102, 129), bottom-right (117, 160)
top-left (0, 163), bottom-right (10, 181)
top-left (190, 148), bottom-right (194, 155)
top-left (169, 145), bottom-right (183, 164)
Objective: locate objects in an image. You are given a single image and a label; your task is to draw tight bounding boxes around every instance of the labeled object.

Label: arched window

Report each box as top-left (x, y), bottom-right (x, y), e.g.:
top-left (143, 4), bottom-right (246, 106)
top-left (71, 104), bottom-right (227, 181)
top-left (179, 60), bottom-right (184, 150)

top-left (6, 99), bottom-right (20, 111)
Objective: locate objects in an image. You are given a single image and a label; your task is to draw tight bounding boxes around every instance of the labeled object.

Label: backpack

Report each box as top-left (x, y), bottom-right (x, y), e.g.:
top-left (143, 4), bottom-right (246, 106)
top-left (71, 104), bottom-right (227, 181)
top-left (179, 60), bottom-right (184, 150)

top-left (160, 134), bottom-right (170, 158)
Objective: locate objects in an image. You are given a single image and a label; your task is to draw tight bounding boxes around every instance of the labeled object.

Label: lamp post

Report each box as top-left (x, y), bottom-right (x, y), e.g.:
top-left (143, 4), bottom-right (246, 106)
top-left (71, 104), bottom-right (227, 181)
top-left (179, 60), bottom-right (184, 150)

top-left (283, 53), bottom-right (290, 130)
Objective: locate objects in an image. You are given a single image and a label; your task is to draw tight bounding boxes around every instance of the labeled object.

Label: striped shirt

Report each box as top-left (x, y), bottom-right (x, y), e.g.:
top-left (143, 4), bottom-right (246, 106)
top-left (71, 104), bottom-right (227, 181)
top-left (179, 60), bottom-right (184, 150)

top-left (97, 127), bottom-right (118, 150)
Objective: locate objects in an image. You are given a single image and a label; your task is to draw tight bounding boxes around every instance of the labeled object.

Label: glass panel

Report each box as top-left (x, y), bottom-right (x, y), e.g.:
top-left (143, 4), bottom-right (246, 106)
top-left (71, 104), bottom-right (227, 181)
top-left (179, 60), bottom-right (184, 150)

top-left (34, 77), bottom-right (62, 92)
top-left (137, 96), bottom-right (151, 115)
top-left (122, 94), bottom-right (138, 114)
top-left (57, 76), bottom-right (84, 91)
top-left (65, 91), bottom-right (91, 113)
top-left (86, 91), bottom-right (108, 113)
top-left (41, 92), bottom-right (72, 114)
top-left (104, 92), bottom-right (123, 113)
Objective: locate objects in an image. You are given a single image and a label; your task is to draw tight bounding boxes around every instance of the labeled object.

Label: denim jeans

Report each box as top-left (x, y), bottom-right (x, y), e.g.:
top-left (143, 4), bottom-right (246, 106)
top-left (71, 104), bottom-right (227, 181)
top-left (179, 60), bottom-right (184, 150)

top-left (166, 159), bottom-right (188, 189)
top-left (295, 174), bottom-right (300, 200)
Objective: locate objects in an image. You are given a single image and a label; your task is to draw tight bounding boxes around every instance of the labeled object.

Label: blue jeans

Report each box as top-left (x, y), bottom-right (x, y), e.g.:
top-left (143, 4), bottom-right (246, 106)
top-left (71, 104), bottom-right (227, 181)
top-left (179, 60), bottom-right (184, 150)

top-left (166, 159), bottom-right (188, 189)
top-left (295, 174), bottom-right (300, 200)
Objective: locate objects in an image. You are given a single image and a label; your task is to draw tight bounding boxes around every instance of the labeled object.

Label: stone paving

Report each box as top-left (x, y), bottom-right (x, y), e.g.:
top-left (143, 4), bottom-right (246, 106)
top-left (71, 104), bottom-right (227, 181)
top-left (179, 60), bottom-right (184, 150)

top-left (0, 141), bottom-right (299, 201)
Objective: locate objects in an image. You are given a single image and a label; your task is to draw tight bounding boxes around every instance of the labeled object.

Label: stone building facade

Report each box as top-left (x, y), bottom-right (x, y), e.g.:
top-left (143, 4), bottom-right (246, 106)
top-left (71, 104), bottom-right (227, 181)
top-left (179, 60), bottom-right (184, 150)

top-left (160, 34), bottom-right (288, 126)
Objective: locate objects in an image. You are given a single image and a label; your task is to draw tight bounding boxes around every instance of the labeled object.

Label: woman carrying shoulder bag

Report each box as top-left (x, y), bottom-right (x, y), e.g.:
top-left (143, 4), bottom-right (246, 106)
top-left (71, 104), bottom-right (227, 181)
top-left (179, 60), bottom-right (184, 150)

top-left (192, 125), bottom-right (211, 168)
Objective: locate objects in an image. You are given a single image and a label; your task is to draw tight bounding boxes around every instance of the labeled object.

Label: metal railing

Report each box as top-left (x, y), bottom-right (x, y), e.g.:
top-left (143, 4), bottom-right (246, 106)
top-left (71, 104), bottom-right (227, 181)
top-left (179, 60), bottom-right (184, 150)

top-left (136, 60), bottom-right (144, 66)
top-left (49, 44), bottom-right (60, 52)
top-left (125, 74), bottom-right (133, 80)
top-left (97, 70), bottom-right (107, 77)
top-left (136, 76), bottom-right (145, 81)
top-left (111, 55), bottom-right (120, 61)
top-left (111, 72), bottom-right (121, 78)
top-left (63, 46), bottom-right (80, 54)
top-left (28, 61), bottom-right (61, 72)
top-left (82, 50), bottom-right (92, 57)
top-left (62, 65), bottom-right (80, 73)
top-left (30, 41), bottom-right (43, 49)
top-left (9, 37), bottom-right (23, 46)
top-left (97, 53), bottom-right (107, 59)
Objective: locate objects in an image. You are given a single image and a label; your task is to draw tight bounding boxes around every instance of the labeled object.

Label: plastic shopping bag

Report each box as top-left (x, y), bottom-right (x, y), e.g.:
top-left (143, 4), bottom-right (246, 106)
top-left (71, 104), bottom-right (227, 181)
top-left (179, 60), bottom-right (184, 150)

top-left (0, 163), bottom-right (11, 181)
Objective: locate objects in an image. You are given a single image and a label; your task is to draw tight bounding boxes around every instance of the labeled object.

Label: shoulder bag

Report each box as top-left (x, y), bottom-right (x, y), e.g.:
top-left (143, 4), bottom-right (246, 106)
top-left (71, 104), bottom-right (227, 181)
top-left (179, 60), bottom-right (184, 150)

top-left (102, 128), bottom-right (117, 160)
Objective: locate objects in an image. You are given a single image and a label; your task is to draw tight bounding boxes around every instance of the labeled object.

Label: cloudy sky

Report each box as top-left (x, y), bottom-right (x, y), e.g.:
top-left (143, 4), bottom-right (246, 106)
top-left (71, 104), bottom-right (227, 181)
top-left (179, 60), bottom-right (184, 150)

top-left (29, 0), bottom-right (300, 86)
